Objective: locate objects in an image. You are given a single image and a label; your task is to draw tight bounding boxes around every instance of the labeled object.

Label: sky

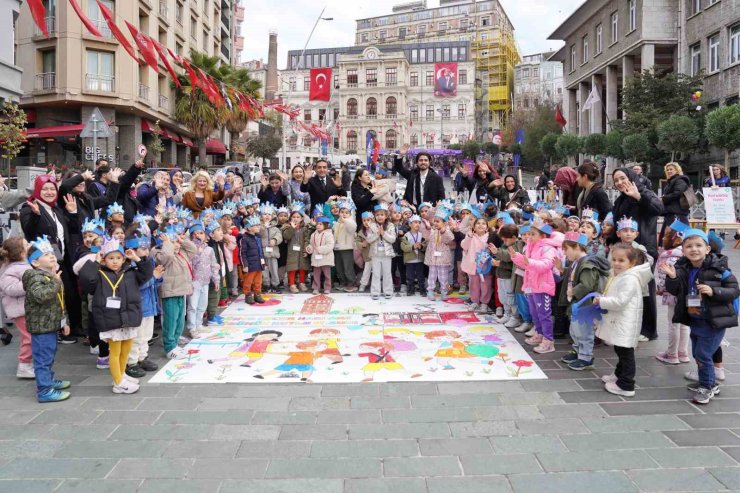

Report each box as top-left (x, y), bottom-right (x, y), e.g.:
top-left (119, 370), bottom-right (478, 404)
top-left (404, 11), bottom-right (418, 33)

top-left (238, 0), bottom-right (584, 68)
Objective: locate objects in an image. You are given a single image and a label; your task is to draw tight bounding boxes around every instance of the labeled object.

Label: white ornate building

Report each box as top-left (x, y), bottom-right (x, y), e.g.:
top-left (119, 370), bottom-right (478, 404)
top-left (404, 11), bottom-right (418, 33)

top-left (278, 41), bottom-right (477, 166)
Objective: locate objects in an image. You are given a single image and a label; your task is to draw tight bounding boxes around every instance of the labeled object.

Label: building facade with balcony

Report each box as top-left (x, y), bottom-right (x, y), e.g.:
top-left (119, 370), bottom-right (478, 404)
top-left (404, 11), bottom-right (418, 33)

top-left (514, 52), bottom-right (564, 111)
top-left (355, 0), bottom-right (519, 134)
top-left (0, 0), bottom-right (22, 102)
top-left (279, 42), bottom-right (476, 167)
top-left (15, 0), bottom-right (237, 169)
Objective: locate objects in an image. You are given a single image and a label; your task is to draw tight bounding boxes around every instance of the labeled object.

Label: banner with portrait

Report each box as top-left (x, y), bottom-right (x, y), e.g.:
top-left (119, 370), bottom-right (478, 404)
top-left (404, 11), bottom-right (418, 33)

top-left (434, 63), bottom-right (458, 97)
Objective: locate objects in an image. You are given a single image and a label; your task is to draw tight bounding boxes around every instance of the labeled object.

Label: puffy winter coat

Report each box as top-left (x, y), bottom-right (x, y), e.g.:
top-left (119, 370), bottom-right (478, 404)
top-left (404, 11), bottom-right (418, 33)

top-left (666, 253), bottom-right (739, 330)
top-left (306, 229), bottom-right (335, 267)
top-left (239, 232), bottom-right (265, 273)
top-left (460, 232), bottom-right (491, 276)
top-left (154, 238), bottom-right (197, 298)
top-left (655, 246), bottom-right (683, 305)
top-left (422, 225), bottom-right (454, 266)
top-left (78, 260), bottom-right (153, 332)
top-left (557, 254), bottom-right (611, 313)
top-left (576, 183), bottom-right (612, 221)
top-left (333, 217), bottom-right (357, 251)
top-left (367, 222), bottom-right (398, 259)
top-left (22, 269), bottom-right (64, 334)
top-left (661, 175), bottom-right (691, 216)
top-left (595, 262), bottom-right (653, 348)
top-left (139, 258), bottom-right (162, 317)
top-left (190, 239), bottom-right (220, 286)
top-left (260, 223), bottom-right (283, 260)
top-left (282, 223), bottom-right (311, 272)
top-left (0, 261), bottom-right (31, 319)
top-left (512, 232), bottom-right (564, 297)
top-left (400, 230), bottom-right (426, 263)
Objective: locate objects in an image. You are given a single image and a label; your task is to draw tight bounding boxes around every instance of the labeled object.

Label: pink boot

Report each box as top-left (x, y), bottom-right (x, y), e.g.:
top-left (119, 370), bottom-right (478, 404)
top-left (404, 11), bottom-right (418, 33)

top-left (533, 339), bottom-right (555, 354)
top-left (525, 333), bottom-right (543, 346)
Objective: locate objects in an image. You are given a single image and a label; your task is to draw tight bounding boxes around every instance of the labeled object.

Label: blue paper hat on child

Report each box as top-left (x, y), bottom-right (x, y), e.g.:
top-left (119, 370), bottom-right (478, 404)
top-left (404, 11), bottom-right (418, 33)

top-left (290, 201), bottom-right (306, 214)
top-left (373, 203), bottom-right (389, 212)
top-left (581, 208), bottom-right (599, 221)
top-left (316, 216), bottom-right (331, 224)
top-left (188, 221), bottom-right (205, 235)
top-left (418, 202), bottom-right (432, 211)
top-left (106, 202), bottom-right (124, 217)
top-left (408, 214), bottom-right (421, 223)
top-left (206, 221), bottom-right (222, 236)
top-left (221, 201), bottom-right (238, 217)
top-left (276, 206), bottom-right (289, 215)
top-left (582, 218), bottom-right (601, 236)
top-left (496, 212), bottom-right (515, 226)
top-left (434, 206), bottom-right (452, 221)
top-left (245, 216), bottom-right (261, 228)
top-left (338, 198), bottom-right (356, 211)
top-left (564, 231), bottom-right (589, 247)
top-left (100, 237), bottom-right (124, 258)
top-left (520, 225), bottom-right (531, 234)
top-left (603, 212), bottom-right (614, 226)
top-left (361, 211), bottom-right (373, 220)
top-left (521, 210), bottom-right (535, 221)
top-left (132, 214), bottom-right (152, 236)
top-left (28, 236), bottom-right (55, 264)
top-left (259, 203), bottom-right (276, 217)
top-left (617, 216), bottom-right (638, 231)
top-left (374, 166), bottom-right (388, 177)
top-left (682, 228), bottom-right (709, 244)
top-left (531, 219), bottom-right (553, 236)
top-left (124, 235), bottom-right (150, 249)
top-left (82, 218), bottom-right (106, 237)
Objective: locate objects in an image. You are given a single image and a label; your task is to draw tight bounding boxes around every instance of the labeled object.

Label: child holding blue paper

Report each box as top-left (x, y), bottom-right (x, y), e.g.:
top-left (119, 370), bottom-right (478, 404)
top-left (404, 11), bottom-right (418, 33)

top-left (461, 217), bottom-right (493, 312)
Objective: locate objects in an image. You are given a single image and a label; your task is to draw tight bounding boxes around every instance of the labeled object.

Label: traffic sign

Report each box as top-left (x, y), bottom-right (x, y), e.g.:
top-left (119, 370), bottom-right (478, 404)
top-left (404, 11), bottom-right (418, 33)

top-left (80, 107), bottom-right (113, 138)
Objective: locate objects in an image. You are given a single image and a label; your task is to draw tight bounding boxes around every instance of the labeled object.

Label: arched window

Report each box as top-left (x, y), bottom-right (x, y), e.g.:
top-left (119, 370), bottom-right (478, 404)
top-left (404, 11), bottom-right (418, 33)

top-left (347, 98), bottom-right (357, 116)
top-left (385, 129), bottom-right (397, 149)
top-left (366, 97), bottom-right (377, 117)
top-left (410, 133), bottom-right (419, 147)
top-left (385, 96), bottom-right (397, 116)
top-left (347, 130), bottom-right (358, 151)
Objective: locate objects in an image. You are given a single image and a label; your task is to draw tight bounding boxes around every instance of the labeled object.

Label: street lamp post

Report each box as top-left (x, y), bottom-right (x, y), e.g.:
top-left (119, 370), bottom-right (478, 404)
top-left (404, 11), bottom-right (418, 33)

top-left (280, 7), bottom-right (333, 171)
top-left (436, 107), bottom-right (444, 149)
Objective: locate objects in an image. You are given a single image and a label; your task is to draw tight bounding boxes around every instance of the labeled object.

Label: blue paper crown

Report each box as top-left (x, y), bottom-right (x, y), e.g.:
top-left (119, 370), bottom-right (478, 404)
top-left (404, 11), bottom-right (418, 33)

top-left (276, 206), bottom-right (289, 215)
top-left (520, 225), bottom-right (531, 234)
top-left (496, 212), bottom-right (515, 225)
top-left (338, 199), bottom-right (356, 211)
top-left (522, 210), bottom-right (535, 221)
top-left (603, 212), bottom-right (614, 225)
top-left (669, 218), bottom-right (690, 236)
top-left (188, 221), bottom-right (205, 235)
top-left (28, 236), bottom-right (55, 264)
top-left (708, 230), bottom-right (725, 251)
top-left (82, 218), bottom-right (105, 236)
top-left (434, 206), bottom-right (452, 221)
top-left (408, 214), bottom-right (422, 223)
top-left (531, 220), bottom-right (553, 236)
top-left (316, 216), bottom-right (331, 224)
top-left (290, 201), bottom-right (306, 214)
top-left (124, 235), bottom-right (151, 249)
top-left (373, 204), bottom-right (389, 212)
top-left (564, 231), bottom-right (589, 247)
top-left (245, 216), bottom-right (261, 228)
top-left (682, 228), bottom-right (708, 244)
top-left (221, 201), bottom-right (238, 216)
top-left (418, 202), bottom-right (432, 211)
top-left (259, 203), bottom-right (276, 217)
top-left (459, 203), bottom-right (473, 213)
top-left (581, 208), bottom-right (599, 221)
top-left (175, 206), bottom-right (192, 220)
top-left (361, 211), bottom-right (373, 220)
top-left (374, 166), bottom-right (388, 177)
top-left (132, 214), bottom-right (152, 236)
top-left (106, 202), bottom-right (124, 216)
top-left (582, 218), bottom-right (601, 236)
top-left (100, 237), bottom-right (125, 257)
top-left (206, 222), bottom-right (221, 235)
top-left (617, 216), bottom-right (638, 232)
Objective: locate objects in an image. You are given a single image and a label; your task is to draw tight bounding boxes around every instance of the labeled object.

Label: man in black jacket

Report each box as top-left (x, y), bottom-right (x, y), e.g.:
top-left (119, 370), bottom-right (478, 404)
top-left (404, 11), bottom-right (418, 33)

top-left (300, 159), bottom-right (345, 209)
top-left (392, 151), bottom-right (446, 207)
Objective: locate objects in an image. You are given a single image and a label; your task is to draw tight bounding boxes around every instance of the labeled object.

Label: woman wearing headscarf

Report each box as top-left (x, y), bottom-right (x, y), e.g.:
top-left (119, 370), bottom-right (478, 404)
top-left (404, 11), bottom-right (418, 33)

top-left (610, 166), bottom-right (664, 341)
top-left (182, 170), bottom-right (226, 217)
top-left (20, 175), bottom-right (82, 342)
top-left (492, 174), bottom-right (530, 210)
top-left (351, 168), bottom-right (377, 225)
top-left (575, 161), bottom-right (612, 220)
top-left (168, 168), bottom-right (184, 205)
top-left (461, 161), bottom-right (502, 204)
top-left (553, 166), bottom-right (582, 213)
top-left (660, 162), bottom-right (692, 239)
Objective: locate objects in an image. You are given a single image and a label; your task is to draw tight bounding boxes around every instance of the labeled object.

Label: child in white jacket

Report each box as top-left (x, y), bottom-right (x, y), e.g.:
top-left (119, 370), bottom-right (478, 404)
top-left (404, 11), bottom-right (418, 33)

top-left (333, 200), bottom-right (358, 292)
top-left (595, 243), bottom-right (653, 398)
top-left (306, 217), bottom-right (335, 294)
top-left (366, 204), bottom-right (397, 300)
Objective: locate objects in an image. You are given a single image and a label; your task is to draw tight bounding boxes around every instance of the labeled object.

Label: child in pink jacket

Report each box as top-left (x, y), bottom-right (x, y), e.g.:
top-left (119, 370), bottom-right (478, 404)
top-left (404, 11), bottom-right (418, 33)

top-left (461, 217), bottom-right (493, 312)
top-left (0, 237), bottom-right (33, 378)
top-left (512, 220), bottom-right (563, 354)
top-left (422, 207), bottom-right (455, 301)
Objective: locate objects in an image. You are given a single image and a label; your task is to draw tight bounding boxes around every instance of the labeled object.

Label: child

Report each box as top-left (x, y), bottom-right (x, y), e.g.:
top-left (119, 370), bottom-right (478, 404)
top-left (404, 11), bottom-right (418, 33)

top-left (306, 216), bottom-right (335, 295)
top-left (187, 221), bottom-right (219, 339)
top-left (259, 203), bottom-right (283, 293)
top-left (389, 204), bottom-right (407, 293)
top-left (615, 217), bottom-right (653, 265)
top-left (154, 227), bottom-right (197, 359)
top-left (219, 205), bottom-right (240, 299)
top-left (0, 237), bottom-right (33, 379)
top-left (595, 243), bottom-right (652, 397)
top-left (655, 229), bottom-right (690, 365)
top-left (400, 215), bottom-right (426, 296)
top-left (333, 199), bottom-right (358, 292)
top-left (511, 220), bottom-right (563, 354)
top-left (461, 217), bottom-right (493, 312)
top-left (23, 237), bottom-right (72, 402)
top-left (663, 229), bottom-right (740, 404)
top-left (206, 222), bottom-right (227, 325)
top-left (276, 206), bottom-right (290, 287)
top-left (559, 232), bottom-right (610, 370)
top-left (239, 216), bottom-right (267, 305)
top-left (106, 202), bottom-right (125, 229)
top-left (366, 204), bottom-right (398, 300)
top-left (79, 238), bottom-right (153, 394)
top-left (422, 207), bottom-right (454, 302)
top-left (566, 216), bottom-right (581, 232)
top-left (282, 204), bottom-right (310, 293)
top-left (371, 166), bottom-right (397, 206)
top-left (580, 219), bottom-right (605, 257)
top-left (492, 223), bottom-right (522, 328)
top-left (356, 212), bottom-right (374, 293)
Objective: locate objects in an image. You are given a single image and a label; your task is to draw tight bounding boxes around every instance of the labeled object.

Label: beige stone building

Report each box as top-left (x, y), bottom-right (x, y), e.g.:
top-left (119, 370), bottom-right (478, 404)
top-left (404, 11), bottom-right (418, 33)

top-left (514, 52), bottom-right (564, 112)
top-left (15, 0), bottom-right (242, 169)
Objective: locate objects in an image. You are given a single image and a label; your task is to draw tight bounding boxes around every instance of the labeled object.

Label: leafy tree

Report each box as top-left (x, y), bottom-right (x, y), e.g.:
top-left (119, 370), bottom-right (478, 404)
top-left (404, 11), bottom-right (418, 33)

top-left (0, 101), bottom-right (27, 160)
top-left (461, 140), bottom-right (480, 159)
top-left (605, 130), bottom-right (625, 160)
top-left (482, 142), bottom-right (499, 155)
top-left (582, 133), bottom-right (607, 158)
top-left (447, 143), bottom-right (462, 150)
top-left (511, 106), bottom-right (563, 167)
top-left (656, 114), bottom-right (699, 161)
top-left (705, 104), bottom-right (740, 168)
top-left (222, 65), bottom-right (262, 160)
top-left (540, 133), bottom-right (559, 166)
top-left (622, 133), bottom-right (651, 162)
top-left (147, 121), bottom-right (166, 164)
top-left (246, 134), bottom-right (282, 165)
top-left (555, 134), bottom-right (582, 162)
top-left (509, 143), bottom-right (522, 156)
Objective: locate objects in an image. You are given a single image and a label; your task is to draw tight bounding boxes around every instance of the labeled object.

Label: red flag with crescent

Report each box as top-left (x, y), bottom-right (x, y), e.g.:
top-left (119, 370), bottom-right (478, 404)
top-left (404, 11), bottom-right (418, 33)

top-left (125, 21), bottom-right (160, 73)
top-left (309, 68), bottom-right (332, 101)
top-left (27, 0), bottom-right (49, 38)
top-left (97, 1), bottom-right (139, 63)
top-left (152, 40), bottom-right (181, 88)
top-left (69, 0), bottom-right (103, 37)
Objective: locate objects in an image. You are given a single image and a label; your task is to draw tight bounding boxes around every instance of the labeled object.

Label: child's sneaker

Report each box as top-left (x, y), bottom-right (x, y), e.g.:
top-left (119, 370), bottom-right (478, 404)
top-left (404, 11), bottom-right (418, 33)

top-left (458, 284), bottom-right (467, 294)
top-left (524, 327), bottom-right (537, 337)
top-left (692, 386), bottom-right (715, 405)
top-left (468, 303), bottom-right (479, 312)
top-left (568, 359), bottom-right (594, 371)
top-left (371, 295), bottom-right (379, 300)
top-left (604, 381), bottom-right (635, 397)
top-left (178, 336), bottom-right (191, 346)
top-left (38, 388), bottom-right (70, 403)
top-left (245, 294), bottom-right (255, 305)
top-left (427, 294), bottom-right (437, 302)
top-left (345, 286), bottom-right (358, 293)
top-left (254, 294), bottom-right (266, 304)
top-left (138, 358), bottom-right (158, 371)
top-left (16, 362), bottom-right (35, 379)
top-left (533, 339), bottom-right (555, 354)
top-left (504, 317), bottom-right (522, 329)
top-left (123, 374), bottom-right (140, 385)
top-left (299, 283), bottom-right (308, 292)
top-left (289, 285), bottom-right (299, 293)
top-left (515, 322), bottom-right (533, 333)
top-left (166, 347), bottom-right (187, 360)
top-left (525, 333), bottom-right (543, 346)
top-left (684, 369), bottom-right (724, 382)
top-left (312, 289), bottom-right (320, 295)
top-left (716, 367), bottom-right (726, 381)
top-left (495, 307), bottom-right (504, 317)
top-left (207, 317), bottom-right (222, 326)
top-left (112, 380), bottom-right (139, 394)
top-left (384, 294), bottom-right (392, 300)
top-left (677, 351), bottom-right (691, 363)
top-left (125, 364), bottom-right (146, 378)
top-left (96, 356), bottom-right (110, 369)
top-left (687, 382), bottom-right (720, 394)
top-left (601, 373), bottom-right (618, 384)
top-left (89, 345), bottom-right (99, 355)
top-left (561, 350), bottom-right (578, 364)
top-left (637, 334), bottom-right (649, 342)
top-left (655, 351), bottom-right (680, 365)
top-left (52, 379), bottom-right (71, 390)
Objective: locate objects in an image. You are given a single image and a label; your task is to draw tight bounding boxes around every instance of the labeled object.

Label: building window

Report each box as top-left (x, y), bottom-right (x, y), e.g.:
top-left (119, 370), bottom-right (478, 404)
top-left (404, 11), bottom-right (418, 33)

top-left (458, 104), bottom-right (466, 119)
top-left (303, 76), bottom-right (309, 91)
top-left (411, 49), bottom-right (418, 63)
top-left (361, 33), bottom-right (368, 43)
top-left (523, 68), bottom-right (530, 78)
top-left (385, 96), bottom-right (397, 116)
top-left (439, 21), bottom-right (447, 31)
top-left (426, 105), bottom-right (434, 120)
top-left (481, 16), bottom-right (490, 26)
top-left (304, 110), bottom-right (311, 122)
top-left (628, 0), bottom-right (636, 32)
top-left (707, 0), bottom-right (718, 5)
top-left (176, 42), bottom-right (183, 57)
top-left (426, 70), bottom-right (434, 85)
top-left (442, 104), bottom-right (450, 120)
top-left (691, 0), bottom-right (701, 15)
top-left (328, 53), bottom-right (335, 66)
top-left (334, 74), bottom-right (339, 89)
top-left (86, 49), bottom-right (114, 91)
top-left (175, 1), bottom-right (182, 24)
top-left (410, 105), bottom-right (418, 120)
top-left (386, 129), bottom-right (397, 149)
top-left (582, 36), bottom-right (589, 63)
top-left (386, 67), bottom-right (397, 85)
top-left (87, 0), bottom-right (113, 37)
top-left (379, 30), bottom-right (386, 40)
top-left (410, 71), bottom-right (418, 86)
top-left (709, 34), bottom-right (720, 72)
top-left (347, 98), bottom-right (358, 116)
top-left (333, 137), bottom-right (339, 149)
top-left (570, 44), bottom-right (576, 72)
top-left (730, 25), bottom-right (740, 64)
top-left (610, 11), bottom-right (618, 44)
top-left (459, 69), bottom-right (467, 84)
top-left (419, 48), bottom-right (426, 62)
top-left (347, 69), bottom-right (358, 86)
top-left (410, 134), bottom-right (419, 147)
top-left (288, 77), bottom-right (296, 91)
top-left (202, 30), bottom-right (207, 51)
top-left (533, 67), bottom-right (539, 77)
top-left (418, 24), bottom-right (426, 35)
top-left (426, 133), bottom-right (435, 147)
top-left (290, 55), bottom-right (298, 69)
top-left (691, 42), bottom-right (702, 76)
top-left (318, 109), bottom-right (326, 122)
top-left (366, 68), bottom-right (377, 86)
top-left (191, 17), bottom-right (197, 41)
top-left (333, 108), bottom-right (339, 120)
top-left (321, 53), bottom-right (327, 67)
top-left (366, 97), bottom-right (377, 116)
top-left (399, 27), bottom-right (407, 39)
top-left (596, 24), bottom-right (603, 53)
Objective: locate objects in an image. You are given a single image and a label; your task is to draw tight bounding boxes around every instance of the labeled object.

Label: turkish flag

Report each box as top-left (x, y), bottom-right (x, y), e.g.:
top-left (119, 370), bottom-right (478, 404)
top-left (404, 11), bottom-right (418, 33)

top-left (27, 0), bottom-right (48, 38)
top-left (125, 21), bottom-right (160, 73)
top-left (555, 104), bottom-right (567, 127)
top-left (69, 0), bottom-right (103, 37)
top-left (151, 39), bottom-right (181, 88)
top-left (309, 68), bottom-right (332, 101)
top-left (97, 1), bottom-right (139, 63)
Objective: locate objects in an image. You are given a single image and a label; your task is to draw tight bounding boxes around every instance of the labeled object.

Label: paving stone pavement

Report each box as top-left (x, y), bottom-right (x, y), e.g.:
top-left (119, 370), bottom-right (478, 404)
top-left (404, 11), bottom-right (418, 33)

top-left (0, 244), bottom-right (739, 492)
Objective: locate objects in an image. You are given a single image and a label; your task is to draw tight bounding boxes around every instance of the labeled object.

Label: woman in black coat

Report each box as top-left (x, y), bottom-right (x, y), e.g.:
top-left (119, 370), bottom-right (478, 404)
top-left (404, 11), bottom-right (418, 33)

top-left (611, 167), bottom-right (664, 341)
top-left (575, 161), bottom-right (612, 220)
top-left (493, 174), bottom-right (530, 210)
top-left (660, 162), bottom-right (691, 239)
top-left (461, 161), bottom-right (502, 204)
top-left (351, 169), bottom-right (377, 225)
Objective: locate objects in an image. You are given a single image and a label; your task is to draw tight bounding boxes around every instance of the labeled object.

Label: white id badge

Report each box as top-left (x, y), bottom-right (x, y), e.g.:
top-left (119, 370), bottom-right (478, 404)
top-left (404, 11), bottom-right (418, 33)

top-left (687, 294), bottom-right (701, 307)
top-left (265, 247), bottom-right (273, 253)
top-left (60, 317), bottom-right (67, 328)
top-left (293, 245), bottom-right (301, 251)
top-left (106, 297), bottom-right (121, 309)
top-left (515, 268), bottom-right (525, 277)
top-left (434, 251), bottom-right (442, 257)
top-left (315, 254), bottom-right (324, 260)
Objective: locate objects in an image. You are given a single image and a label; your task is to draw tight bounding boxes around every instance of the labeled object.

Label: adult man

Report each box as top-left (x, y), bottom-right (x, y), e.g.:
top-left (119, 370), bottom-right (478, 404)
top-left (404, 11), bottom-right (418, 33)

top-left (300, 159), bottom-right (345, 208)
top-left (393, 147), bottom-right (446, 206)
top-left (631, 164), bottom-right (652, 191)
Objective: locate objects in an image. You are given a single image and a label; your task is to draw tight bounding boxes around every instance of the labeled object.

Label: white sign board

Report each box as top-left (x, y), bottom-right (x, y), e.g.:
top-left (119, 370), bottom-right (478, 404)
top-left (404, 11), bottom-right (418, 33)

top-left (703, 187), bottom-right (737, 224)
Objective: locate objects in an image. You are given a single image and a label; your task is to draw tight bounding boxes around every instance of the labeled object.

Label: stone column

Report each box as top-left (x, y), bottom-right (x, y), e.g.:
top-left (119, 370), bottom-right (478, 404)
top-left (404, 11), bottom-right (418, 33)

top-left (605, 65), bottom-right (618, 130)
top-left (641, 44), bottom-right (655, 72)
top-left (590, 74), bottom-right (603, 134)
top-left (622, 55), bottom-right (635, 121)
top-left (116, 113), bottom-right (142, 169)
top-left (161, 140), bottom-right (176, 167)
top-left (578, 81), bottom-right (590, 136)
top-left (566, 88), bottom-right (578, 135)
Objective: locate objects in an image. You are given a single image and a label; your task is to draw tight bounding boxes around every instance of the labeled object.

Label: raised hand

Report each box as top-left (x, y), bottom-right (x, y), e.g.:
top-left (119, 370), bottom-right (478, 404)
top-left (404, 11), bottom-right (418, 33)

top-left (81, 170), bottom-right (94, 181)
top-left (487, 243), bottom-right (498, 255)
top-left (659, 262), bottom-right (677, 279)
top-left (109, 168), bottom-right (124, 183)
top-left (27, 199), bottom-right (41, 216)
top-left (63, 194), bottom-right (77, 213)
top-left (624, 180), bottom-right (641, 200)
top-left (697, 284), bottom-right (714, 297)
top-left (124, 249), bottom-right (141, 263)
top-left (153, 265), bottom-right (165, 279)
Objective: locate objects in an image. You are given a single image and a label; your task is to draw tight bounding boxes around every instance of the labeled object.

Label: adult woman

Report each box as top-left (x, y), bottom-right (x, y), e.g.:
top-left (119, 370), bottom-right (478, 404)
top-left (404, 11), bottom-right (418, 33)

top-left (660, 162), bottom-right (692, 239)
top-left (286, 164), bottom-right (311, 205)
top-left (59, 169), bottom-right (121, 225)
top-left (19, 175), bottom-right (81, 342)
top-left (493, 175), bottom-right (530, 210)
top-left (137, 171), bottom-right (174, 217)
top-left (705, 164), bottom-right (731, 187)
top-left (553, 166), bottom-right (581, 213)
top-left (169, 168), bottom-right (184, 205)
top-left (575, 161), bottom-right (612, 220)
top-left (182, 170), bottom-right (226, 217)
top-left (461, 161), bottom-right (502, 204)
top-left (351, 168), bottom-right (377, 224)
top-left (611, 167), bottom-right (664, 341)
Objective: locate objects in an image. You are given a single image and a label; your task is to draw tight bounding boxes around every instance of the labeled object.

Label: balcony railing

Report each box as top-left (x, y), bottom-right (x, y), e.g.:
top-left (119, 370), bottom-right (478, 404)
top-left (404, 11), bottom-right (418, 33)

top-left (158, 94), bottom-right (169, 109)
top-left (91, 19), bottom-right (113, 38)
top-left (85, 74), bottom-right (115, 92)
top-left (367, 114), bottom-right (377, 119)
top-left (346, 115), bottom-right (358, 120)
top-left (138, 83), bottom-right (150, 101)
top-left (34, 16), bottom-right (56, 36)
top-left (366, 81), bottom-right (377, 87)
top-left (347, 82), bottom-right (358, 88)
top-left (35, 72), bottom-right (56, 91)
top-left (385, 80), bottom-right (397, 86)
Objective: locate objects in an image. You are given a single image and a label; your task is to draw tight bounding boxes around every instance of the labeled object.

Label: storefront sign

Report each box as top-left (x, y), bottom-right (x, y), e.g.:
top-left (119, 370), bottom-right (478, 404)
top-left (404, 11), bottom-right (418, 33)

top-left (85, 146), bottom-right (114, 163)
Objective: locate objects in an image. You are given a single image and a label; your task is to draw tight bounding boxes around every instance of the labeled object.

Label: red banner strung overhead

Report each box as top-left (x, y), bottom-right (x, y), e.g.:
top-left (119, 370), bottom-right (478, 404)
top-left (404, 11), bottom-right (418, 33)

top-left (96, 1), bottom-right (139, 63)
top-left (125, 21), bottom-right (160, 73)
top-left (152, 40), bottom-right (181, 89)
top-left (27, 0), bottom-right (48, 37)
top-left (68, 0), bottom-right (103, 37)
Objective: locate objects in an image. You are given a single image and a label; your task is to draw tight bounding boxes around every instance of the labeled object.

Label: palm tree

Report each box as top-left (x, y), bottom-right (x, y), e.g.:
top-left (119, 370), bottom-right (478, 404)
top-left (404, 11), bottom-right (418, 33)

top-left (173, 50), bottom-right (226, 168)
top-left (222, 65), bottom-right (262, 161)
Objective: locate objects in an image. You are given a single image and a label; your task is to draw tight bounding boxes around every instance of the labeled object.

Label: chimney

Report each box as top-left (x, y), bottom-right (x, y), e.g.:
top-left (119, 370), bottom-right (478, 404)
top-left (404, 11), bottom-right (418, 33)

top-left (266, 30), bottom-right (278, 101)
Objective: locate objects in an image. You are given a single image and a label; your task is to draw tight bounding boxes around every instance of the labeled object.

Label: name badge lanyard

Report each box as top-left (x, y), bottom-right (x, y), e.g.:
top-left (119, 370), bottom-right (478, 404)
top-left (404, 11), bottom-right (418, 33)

top-left (688, 269), bottom-right (702, 309)
top-left (57, 290), bottom-right (66, 328)
top-left (410, 232), bottom-right (420, 257)
top-left (313, 231), bottom-right (326, 258)
top-left (100, 270), bottom-right (124, 309)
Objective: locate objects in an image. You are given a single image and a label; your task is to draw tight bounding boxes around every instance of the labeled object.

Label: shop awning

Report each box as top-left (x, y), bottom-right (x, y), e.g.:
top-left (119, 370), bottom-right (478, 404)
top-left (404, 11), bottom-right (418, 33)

top-left (181, 136), bottom-right (193, 147)
top-left (141, 119), bottom-right (158, 133)
top-left (206, 139), bottom-right (227, 155)
top-left (25, 124), bottom-right (84, 139)
top-left (169, 132), bottom-right (181, 143)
